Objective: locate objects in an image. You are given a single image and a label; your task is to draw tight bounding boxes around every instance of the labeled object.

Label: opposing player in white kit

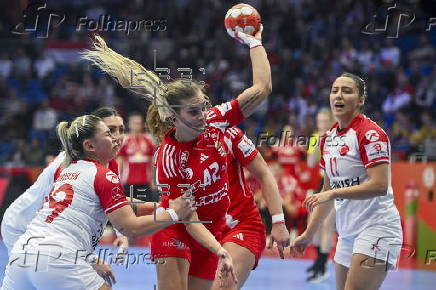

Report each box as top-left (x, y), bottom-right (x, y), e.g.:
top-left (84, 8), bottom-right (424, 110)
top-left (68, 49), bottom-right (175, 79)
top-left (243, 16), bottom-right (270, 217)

top-left (1, 115), bottom-right (195, 290)
top-left (1, 107), bottom-right (129, 284)
top-left (1, 107), bottom-right (126, 255)
top-left (292, 73), bottom-right (403, 290)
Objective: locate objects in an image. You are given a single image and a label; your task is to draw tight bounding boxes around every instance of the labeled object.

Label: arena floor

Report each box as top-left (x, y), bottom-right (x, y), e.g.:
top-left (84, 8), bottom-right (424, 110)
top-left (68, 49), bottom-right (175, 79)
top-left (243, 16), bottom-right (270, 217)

top-left (1, 243), bottom-right (434, 290)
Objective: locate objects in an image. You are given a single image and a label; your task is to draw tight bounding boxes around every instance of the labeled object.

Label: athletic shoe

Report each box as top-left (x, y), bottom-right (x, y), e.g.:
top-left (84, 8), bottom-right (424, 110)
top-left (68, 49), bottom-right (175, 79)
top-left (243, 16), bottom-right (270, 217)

top-left (306, 269), bottom-right (329, 283)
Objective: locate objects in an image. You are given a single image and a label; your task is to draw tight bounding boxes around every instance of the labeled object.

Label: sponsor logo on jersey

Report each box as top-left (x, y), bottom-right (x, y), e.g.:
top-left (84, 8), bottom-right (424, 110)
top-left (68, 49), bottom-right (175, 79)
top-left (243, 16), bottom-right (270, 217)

top-left (57, 172), bottom-right (80, 182)
top-left (331, 176), bottom-right (360, 189)
top-left (238, 136), bottom-right (255, 158)
top-left (106, 172), bottom-right (120, 184)
top-left (233, 233), bottom-right (244, 241)
top-left (194, 184), bottom-right (228, 207)
top-left (180, 151), bottom-right (189, 164)
top-left (111, 186), bottom-right (123, 200)
top-left (339, 145), bottom-right (350, 156)
top-left (200, 153), bottom-right (209, 163)
top-left (162, 238), bottom-right (189, 250)
top-left (364, 141), bottom-right (388, 161)
top-left (184, 168), bottom-right (193, 179)
top-left (365, 130), bottom-right (380, 142)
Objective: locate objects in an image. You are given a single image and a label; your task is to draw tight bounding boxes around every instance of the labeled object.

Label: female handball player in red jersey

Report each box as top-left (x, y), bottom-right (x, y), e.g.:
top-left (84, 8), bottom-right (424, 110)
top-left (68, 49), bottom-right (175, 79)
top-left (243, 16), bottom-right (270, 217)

top-left (292, 73), bottom-right (403, 290)
top-left (81, 23), bottom-right (273, 289)
top-left (210, 127), bottom-right (289, 290)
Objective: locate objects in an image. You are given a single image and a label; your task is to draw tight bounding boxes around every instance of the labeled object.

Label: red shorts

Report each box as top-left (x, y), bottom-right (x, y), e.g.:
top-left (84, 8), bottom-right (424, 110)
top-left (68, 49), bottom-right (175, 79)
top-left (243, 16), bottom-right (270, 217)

top-left (151, 227), bottom-right (220, 280)
top-left (221, 216), bottom-right (266, 269)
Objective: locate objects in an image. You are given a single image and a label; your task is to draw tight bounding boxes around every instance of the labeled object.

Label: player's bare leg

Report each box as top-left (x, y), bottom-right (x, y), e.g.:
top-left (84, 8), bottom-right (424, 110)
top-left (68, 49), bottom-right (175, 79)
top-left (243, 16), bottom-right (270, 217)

top-left (156, 257), bottom-right (190, 290)
top-left (344, 253), bottom-right (388, 290)
top-left (335, 263), bottom-right (349, 290)
top-left (211, 242), bottom-right (255, 290)
top-left (188, 275), bottom-right (213, 290)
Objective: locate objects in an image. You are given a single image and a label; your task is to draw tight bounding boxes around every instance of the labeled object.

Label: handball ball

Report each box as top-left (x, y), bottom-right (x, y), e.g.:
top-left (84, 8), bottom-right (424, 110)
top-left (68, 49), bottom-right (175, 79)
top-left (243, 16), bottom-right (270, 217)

top-left (224, 3), bottom-right (261, 36)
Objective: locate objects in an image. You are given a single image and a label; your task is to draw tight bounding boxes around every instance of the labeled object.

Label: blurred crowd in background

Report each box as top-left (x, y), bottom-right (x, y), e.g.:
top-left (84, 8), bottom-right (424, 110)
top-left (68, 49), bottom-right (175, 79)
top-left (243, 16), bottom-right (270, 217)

top-left (0, 0), bottom-right (435, 168)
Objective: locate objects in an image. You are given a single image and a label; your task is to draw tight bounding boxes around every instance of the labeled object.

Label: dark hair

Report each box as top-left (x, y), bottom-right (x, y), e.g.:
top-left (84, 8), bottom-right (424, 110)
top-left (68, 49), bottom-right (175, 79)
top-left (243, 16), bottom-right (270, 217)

top-left (91, 107), bottom-right (120, 119)
top-left (129, 111), bottom-right (143, 119)
top-left (340, 72), bottom-right (367, 98)
top-left (56, 115), bottom-right (102, 165)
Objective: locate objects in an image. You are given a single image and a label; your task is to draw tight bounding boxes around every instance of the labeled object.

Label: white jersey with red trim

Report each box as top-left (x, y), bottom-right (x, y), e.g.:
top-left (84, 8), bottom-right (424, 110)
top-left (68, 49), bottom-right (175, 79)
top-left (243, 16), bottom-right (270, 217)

top-left (320, 114), bottom-right (401, 238)
top-left (2, 152), bottom-right (65, 240)
top-left (11, 160), bottom-right (128, 258)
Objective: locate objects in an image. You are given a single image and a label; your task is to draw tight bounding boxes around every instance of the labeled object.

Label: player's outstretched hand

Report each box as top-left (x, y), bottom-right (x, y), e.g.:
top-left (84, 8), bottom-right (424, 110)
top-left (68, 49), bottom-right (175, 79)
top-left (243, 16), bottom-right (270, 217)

top-left (268, 223), bottom-right (290, 259)
top-left (227, 24), bottom-right (263, 49)
top-left (92, 259), bottom-right (116, 287)
top-left (169, 193), bottom-right (196, 221)
top-left (217, 247), bottom-right (238, 288)
top-left (303, 190), bottom-right (334, 212)
top-left (290, 232), bottom-right (311, 257)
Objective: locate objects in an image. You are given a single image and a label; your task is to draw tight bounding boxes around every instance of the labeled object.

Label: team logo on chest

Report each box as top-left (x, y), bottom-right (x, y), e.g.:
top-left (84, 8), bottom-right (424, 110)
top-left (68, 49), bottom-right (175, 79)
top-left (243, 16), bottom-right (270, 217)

top-left (200, 153), bottom-right (209, 163)
top-left (339, 145), bottom-right (350, 156)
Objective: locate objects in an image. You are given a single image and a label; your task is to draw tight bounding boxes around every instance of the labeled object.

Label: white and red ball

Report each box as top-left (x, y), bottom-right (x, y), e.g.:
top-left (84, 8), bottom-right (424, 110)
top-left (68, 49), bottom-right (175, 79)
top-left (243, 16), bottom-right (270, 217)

top-left (224, 3), bottom-right (261, 36)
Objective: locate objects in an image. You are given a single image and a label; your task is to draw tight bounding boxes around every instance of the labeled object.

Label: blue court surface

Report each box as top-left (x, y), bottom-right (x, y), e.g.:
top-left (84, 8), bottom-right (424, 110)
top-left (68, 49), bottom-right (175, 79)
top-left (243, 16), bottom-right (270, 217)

top-left (0, 243), bottom-right (434, 289)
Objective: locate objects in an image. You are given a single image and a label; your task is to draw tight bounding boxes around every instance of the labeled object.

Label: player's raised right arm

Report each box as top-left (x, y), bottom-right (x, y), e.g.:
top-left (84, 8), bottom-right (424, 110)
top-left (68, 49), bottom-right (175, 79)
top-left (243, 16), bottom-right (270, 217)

top-left (230, 27), bottom-right (272, 118)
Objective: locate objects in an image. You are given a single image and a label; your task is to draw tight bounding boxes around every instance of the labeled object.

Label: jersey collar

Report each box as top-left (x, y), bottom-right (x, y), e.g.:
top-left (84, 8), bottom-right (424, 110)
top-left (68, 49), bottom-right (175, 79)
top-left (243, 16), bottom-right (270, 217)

top-left (335, 114), bottom-right (364, 136)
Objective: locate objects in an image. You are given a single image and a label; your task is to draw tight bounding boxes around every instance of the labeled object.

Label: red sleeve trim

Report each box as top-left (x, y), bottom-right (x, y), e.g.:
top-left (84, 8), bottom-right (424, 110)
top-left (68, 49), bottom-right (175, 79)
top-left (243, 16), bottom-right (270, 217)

top-left (240, 150), bottom-right (258, 166)
top-left (230, 99), bottom-right (244, 125)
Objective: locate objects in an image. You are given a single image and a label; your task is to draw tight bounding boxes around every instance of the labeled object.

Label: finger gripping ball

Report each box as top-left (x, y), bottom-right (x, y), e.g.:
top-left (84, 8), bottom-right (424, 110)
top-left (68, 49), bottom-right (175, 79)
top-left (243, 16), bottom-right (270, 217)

top-left (224, 3), bottom-right (261, 36)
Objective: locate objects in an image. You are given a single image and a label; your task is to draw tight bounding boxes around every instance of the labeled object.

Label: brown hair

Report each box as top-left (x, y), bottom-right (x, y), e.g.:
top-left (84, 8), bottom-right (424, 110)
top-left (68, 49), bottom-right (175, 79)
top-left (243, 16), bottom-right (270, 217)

top-left (56, 115), bottom-right (102, 166)
top-left (340, 72), bottom-right (367, 98)
top-left (81, 35), bottom-right (207, 142)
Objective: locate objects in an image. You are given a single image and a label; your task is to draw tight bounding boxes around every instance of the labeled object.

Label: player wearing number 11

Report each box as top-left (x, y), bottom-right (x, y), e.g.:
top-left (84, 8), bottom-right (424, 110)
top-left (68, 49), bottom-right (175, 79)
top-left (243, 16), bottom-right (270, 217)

top-left (291, 73), bottom-right (403, 290)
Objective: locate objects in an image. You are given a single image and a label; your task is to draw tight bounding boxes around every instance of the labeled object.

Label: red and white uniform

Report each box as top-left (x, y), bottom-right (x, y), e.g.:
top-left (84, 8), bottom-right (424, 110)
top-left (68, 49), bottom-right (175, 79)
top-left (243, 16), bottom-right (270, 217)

top-left (272, 143), bottom-right (305, 177)
top-left (1, 151), bottom-right (119, 255)
top-left (151, 99), bottom-right (244, 280)
top-left (221, 127), bottom-right (266, 268)
top-left (320, 114), bottom-right (402, 268)
top-left (118, 133), bottom-right (154, 185)
top-left (3, 160), bottom-right (128, 290)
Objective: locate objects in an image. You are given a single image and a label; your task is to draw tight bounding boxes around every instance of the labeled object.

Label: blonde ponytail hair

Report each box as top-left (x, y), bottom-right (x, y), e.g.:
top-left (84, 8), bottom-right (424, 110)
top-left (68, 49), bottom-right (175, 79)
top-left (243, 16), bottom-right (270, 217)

top-left (56, 115), bottom-right (102, 166)
top-left (81, 35), bottom-right (207, 142)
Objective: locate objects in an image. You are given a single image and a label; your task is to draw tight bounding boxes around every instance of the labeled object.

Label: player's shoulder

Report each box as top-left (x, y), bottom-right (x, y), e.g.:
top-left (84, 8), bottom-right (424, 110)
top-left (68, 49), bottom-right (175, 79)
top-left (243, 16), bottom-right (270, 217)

top-left (352, 114), bottom-right (388, 142)
top-left (207, 100), bottom-right (238, 122)
top-left (224, 126), bottom-right (243, 140)
top-left (90, 161), bottom-right (121, 187)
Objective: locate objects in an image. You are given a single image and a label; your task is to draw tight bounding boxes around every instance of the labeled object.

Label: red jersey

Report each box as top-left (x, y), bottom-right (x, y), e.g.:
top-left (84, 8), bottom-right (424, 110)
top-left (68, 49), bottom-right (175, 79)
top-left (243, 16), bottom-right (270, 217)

top-left (272, 144), bottom-right (306, 177)
top-left (154, 99), bottom-right (244, 236)
top-left (223, 127), bottom-right (262, 228)
top-left (118, 133), bottom-right (154, 185)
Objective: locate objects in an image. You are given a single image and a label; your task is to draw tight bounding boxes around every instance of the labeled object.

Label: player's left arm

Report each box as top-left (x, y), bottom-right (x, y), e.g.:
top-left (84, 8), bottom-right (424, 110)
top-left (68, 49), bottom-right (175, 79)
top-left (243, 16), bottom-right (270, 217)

top-left (304, 163), bottom-right (389, 211)
top-left (245, 154), bottom-right (284, 218)
top-left (330, 163), bottom-right (389, 200)
top-left (184, 213), bottom-right (238, 283)
top-left (245, 154), bottom-right (290, 256)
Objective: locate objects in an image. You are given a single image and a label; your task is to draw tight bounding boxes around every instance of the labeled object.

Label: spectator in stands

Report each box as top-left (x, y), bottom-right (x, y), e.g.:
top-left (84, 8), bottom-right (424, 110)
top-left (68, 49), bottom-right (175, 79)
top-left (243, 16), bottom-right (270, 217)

top-left (117, 112), bottom-right (155, 201)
